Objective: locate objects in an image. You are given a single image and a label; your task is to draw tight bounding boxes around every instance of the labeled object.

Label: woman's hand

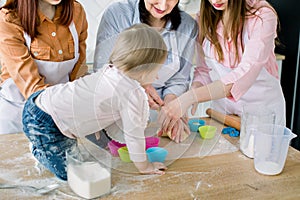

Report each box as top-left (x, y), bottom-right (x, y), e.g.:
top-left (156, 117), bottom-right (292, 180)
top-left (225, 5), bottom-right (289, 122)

top-left (158, 97), bottom-right (191, 133)
top-left (156, 94), bottom-right (191, 143)
top-left (134, 161), bottom-right (167, 175)
top-left (158, 116), bottom-right (190, 143)
top-left (158, 81), bottom-right (232, 133)
top-left (158, 94), bottom-right (182, 133)
top-left (143, 84), bottom-right (164, 110)
top-left (157, 120), bottom-right (180, 141)
top-left (158, 88), bottom-right (199, 133)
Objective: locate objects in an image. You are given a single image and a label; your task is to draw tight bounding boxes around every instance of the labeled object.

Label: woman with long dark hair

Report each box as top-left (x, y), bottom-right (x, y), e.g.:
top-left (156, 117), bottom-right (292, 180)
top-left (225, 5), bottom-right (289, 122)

top-left (159, 0), bottom-right (285, 133)
top-left (0, 0), bottom-right (88, 134)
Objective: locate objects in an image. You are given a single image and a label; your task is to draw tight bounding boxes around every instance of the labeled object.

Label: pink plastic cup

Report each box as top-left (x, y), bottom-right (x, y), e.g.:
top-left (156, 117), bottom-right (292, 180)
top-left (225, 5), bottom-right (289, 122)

top-left (107, 140), bottom-right (126, 156)
top-left (108, 137), bottom-right (159, 156)
top-left (145, 137), bottom-right (160, 150)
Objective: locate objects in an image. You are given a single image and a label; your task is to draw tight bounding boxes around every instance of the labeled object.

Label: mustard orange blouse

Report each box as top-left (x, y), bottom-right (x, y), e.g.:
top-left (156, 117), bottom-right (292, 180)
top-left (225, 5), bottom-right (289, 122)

top-left (0, 2), bottom-right (88, 99)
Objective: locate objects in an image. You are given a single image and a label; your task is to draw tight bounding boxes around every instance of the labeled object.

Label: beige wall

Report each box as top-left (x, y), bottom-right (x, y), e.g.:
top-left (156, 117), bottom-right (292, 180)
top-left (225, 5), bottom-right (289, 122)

top-left (77, 0), bottom-right (114, 63)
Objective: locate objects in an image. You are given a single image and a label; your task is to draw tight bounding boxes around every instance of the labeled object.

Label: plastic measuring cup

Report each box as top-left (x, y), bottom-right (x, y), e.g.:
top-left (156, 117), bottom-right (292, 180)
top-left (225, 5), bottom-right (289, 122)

top-left (240, 105), bottom-right (276, 158)
top-left (66, 143), bottom-right (111, 199)
top-left (254, 124), bottom-right (297, 175)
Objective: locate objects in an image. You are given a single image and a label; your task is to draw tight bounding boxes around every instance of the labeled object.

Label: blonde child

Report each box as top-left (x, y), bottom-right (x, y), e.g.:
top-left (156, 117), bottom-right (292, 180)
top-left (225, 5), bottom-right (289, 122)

top-left (22, 24), bottom-right (168, 180)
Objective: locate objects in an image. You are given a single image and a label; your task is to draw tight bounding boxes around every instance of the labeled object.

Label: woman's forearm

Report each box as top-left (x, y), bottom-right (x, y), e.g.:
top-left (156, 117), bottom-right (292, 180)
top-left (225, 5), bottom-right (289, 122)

top-left (179, 80), bottom-right (233, 109)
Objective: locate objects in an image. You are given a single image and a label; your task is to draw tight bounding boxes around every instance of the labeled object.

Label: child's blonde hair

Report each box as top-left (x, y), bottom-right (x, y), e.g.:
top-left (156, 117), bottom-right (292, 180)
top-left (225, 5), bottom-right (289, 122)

top-left (109, 23), bottom-right (167, 75)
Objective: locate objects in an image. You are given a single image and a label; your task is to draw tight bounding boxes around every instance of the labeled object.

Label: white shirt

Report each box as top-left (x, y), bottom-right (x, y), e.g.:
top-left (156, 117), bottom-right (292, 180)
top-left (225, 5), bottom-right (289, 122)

top-left (39, 65), bottom-right (149, 162)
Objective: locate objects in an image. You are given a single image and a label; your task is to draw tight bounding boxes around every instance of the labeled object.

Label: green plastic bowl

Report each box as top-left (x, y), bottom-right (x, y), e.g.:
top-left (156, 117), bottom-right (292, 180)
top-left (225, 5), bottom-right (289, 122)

top-left (199, 125), bottom-right (217, 139)
top-left (117, 147), bottom-right (132, 162)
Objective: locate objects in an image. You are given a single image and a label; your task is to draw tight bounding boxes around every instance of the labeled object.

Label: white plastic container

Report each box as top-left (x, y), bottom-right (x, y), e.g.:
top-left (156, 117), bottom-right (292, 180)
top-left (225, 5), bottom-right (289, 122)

top-left (68, 161), bottom-right (110, 199)
top-left (67, 142), bottom-right (111, 199)
top-left (254, 124), bottom-right (297, 175)
top-left (240, 105), bottom-right (275, 158)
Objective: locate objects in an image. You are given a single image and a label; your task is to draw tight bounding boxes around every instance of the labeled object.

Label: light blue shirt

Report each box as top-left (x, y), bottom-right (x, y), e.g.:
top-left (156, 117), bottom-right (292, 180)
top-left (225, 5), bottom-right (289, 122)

top-left (94, 0), bottom-right (198, 98)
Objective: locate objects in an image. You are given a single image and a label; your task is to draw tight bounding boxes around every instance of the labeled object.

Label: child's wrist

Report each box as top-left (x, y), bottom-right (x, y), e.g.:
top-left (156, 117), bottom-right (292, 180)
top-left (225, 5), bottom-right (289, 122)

top-left (134, 160), bottom-right (150, 171)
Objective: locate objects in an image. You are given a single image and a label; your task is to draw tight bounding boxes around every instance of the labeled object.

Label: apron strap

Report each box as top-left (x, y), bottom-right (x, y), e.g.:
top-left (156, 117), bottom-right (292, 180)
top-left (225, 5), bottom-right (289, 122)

top-left (68, 22), bottom-right (79, 59)
top-left (24, 32), bottom-right (32, 50)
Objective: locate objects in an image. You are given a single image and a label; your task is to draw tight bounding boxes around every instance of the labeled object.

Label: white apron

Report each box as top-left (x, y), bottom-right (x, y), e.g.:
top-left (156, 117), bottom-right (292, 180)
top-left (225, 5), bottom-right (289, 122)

top-left (0, 22), bottom-right (79, 134)
top-left (204, 31), bottom-right (286, 126)
top-left (150, 32), bottom-right (181, 122)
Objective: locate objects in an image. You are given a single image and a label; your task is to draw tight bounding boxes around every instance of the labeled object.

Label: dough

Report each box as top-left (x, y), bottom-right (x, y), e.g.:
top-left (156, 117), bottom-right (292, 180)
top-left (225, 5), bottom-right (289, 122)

top-left (161, 129), bottom-right (190, 143)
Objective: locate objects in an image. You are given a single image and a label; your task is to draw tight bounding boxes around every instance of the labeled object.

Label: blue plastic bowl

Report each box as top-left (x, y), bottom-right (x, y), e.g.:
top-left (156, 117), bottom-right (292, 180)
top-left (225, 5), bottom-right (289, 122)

top-left (188, 119), bottom-right (206, 132)
top-left (146, 147), bottom-right (168, 163)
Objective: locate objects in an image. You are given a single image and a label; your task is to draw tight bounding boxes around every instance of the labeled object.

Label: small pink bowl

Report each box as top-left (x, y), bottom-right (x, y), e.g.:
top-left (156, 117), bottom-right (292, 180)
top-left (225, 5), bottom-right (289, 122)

top-left (108, 140), bottom-right (126, 156)
top-left (145, 136), bottom-right (160, 150)
top-left (108, 137), bottom-right (159, 156)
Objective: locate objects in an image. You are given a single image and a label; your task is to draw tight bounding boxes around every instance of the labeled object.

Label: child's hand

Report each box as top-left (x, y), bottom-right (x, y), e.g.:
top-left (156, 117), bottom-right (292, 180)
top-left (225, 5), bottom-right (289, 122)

top-left (140, 162), bottom-right (167, 175)
top-left (134, 161), bottom-right (167, 175)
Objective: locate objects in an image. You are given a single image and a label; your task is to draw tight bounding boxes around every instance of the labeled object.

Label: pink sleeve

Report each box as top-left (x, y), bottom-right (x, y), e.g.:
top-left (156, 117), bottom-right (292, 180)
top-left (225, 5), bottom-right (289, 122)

top-left (221, 7), bottom-right (278, 101)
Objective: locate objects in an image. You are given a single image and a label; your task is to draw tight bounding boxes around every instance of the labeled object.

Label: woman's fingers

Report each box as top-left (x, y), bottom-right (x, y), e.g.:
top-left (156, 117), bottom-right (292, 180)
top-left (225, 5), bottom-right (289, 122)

top-left (157, 97), bottom-right (187, 136)
top-left (144, 84), bottom-right (164, 109)
top-left (171, 122), bottom-right (178, 140)
top-left (181, 114), bottom-right (189, 124)
top-left (191, 103), bottom-right (198, 115)
top-left (166, 118), bottom-right (177, 133)
top-left (157, 129), bottom-right (164, 137)
top-left (158, 107), bottom-right (176, 132)
top-left (183, 121), bottom-right (191, 136)
top-left (148, 97), bottom-right (160, 110)
top-left (157, 107), bottom-right (168, 128)
top-left (176, 121), bottom-right (185, 143)
top-left (150, 93), bottom-right (164, 106)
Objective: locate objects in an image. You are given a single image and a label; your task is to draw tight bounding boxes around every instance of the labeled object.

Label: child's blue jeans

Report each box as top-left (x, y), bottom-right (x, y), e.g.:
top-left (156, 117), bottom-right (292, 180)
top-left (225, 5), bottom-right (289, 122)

top-left (22, 90), bottom-right (76, 180)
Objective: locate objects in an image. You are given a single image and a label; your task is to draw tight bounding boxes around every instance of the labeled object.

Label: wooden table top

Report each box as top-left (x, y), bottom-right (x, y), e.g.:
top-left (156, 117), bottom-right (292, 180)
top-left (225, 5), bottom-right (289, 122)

top-left (0, 119), bottom-right (299, 200)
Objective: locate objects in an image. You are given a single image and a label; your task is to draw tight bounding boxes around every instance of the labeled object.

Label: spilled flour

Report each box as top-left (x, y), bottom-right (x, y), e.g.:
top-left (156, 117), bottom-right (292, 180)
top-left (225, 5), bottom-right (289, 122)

top-left (1, 124), bottom-right (238, 199)
top-left (109, 171), bottom-right (213, 198)
top-left (0, 136), bottom-right (80, 200)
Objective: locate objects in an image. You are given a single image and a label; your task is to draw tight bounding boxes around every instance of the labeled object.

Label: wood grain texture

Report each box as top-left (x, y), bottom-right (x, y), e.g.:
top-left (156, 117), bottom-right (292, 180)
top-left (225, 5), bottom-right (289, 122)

top-left (0, 119), bottom-right (299, 199)
top-left (206, 108), bottom-right (241, 130)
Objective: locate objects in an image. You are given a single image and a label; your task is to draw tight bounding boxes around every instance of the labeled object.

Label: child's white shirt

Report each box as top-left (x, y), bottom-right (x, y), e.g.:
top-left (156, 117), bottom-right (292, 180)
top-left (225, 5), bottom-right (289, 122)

top-left (38, 64), bottom-right (149, 162)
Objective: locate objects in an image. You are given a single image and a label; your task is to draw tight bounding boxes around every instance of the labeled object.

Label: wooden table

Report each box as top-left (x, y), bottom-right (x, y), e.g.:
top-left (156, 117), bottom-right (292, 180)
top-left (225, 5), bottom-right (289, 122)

top-left (0, 119), bottom-right (300, 200)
